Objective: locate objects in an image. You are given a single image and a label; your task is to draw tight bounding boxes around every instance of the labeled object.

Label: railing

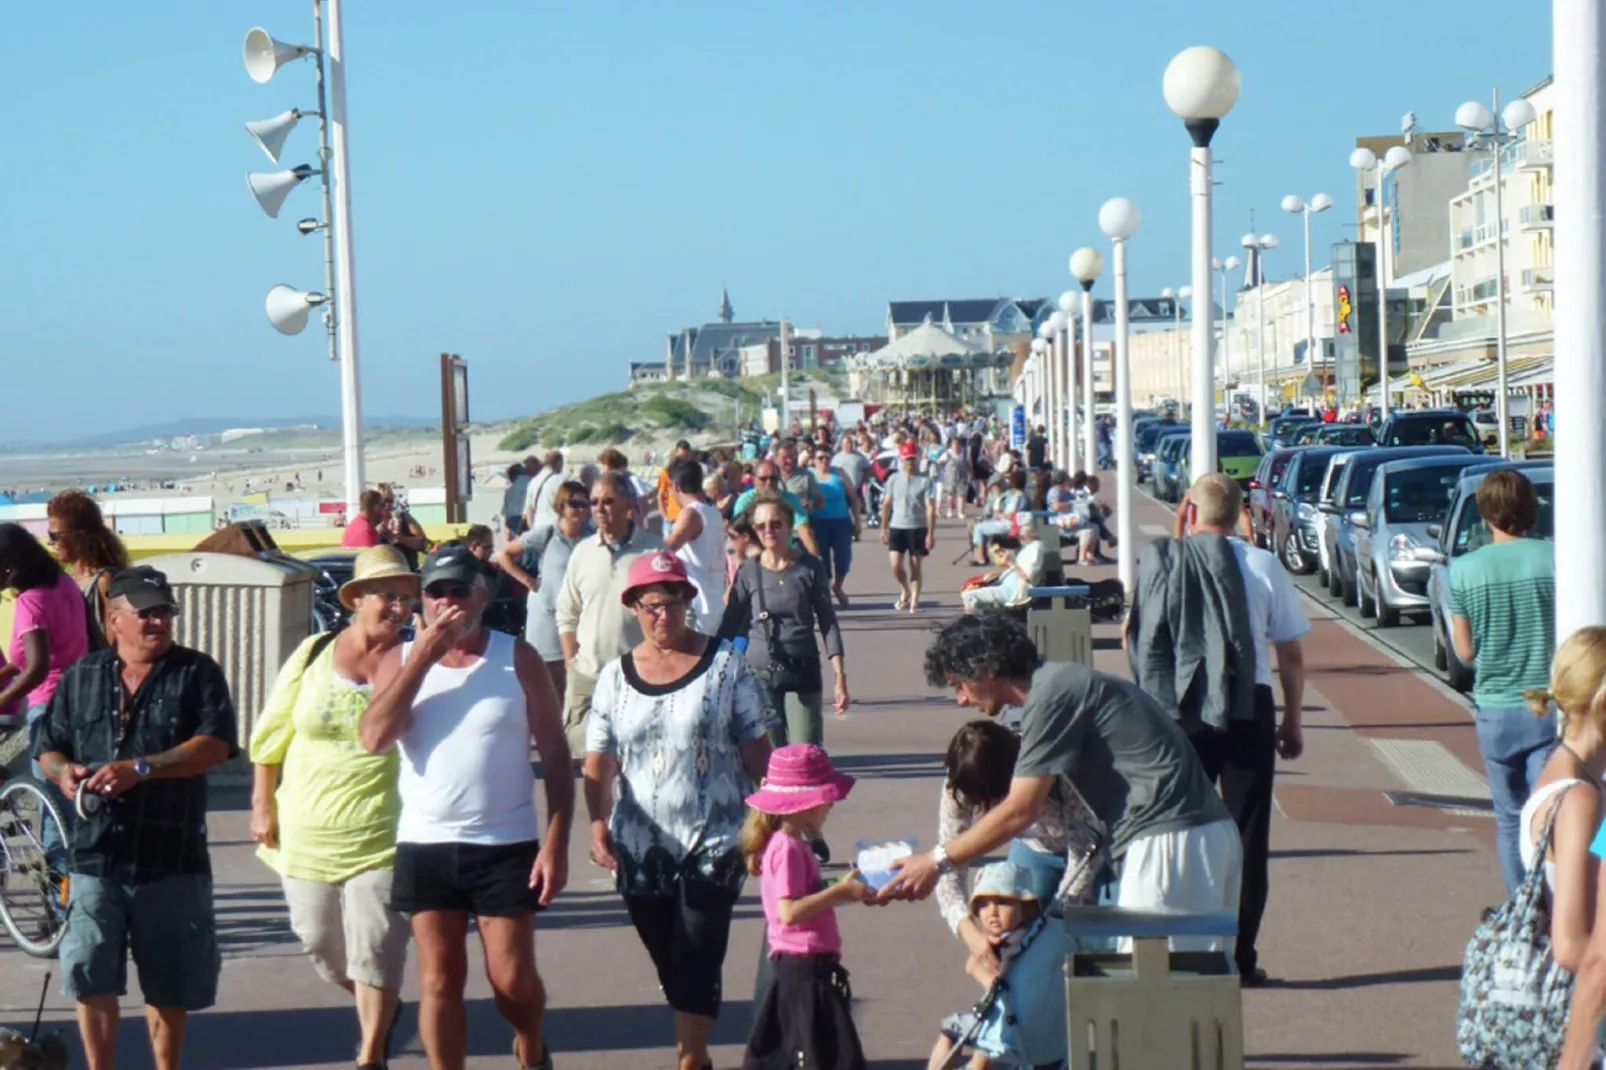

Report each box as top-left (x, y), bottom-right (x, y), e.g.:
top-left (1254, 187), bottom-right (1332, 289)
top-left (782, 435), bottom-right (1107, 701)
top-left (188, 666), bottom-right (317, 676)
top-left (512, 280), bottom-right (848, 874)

top-left (1522, 265), bottom-right (1556, 290)
top-left (1519, 203), bottom-right (1555, 228)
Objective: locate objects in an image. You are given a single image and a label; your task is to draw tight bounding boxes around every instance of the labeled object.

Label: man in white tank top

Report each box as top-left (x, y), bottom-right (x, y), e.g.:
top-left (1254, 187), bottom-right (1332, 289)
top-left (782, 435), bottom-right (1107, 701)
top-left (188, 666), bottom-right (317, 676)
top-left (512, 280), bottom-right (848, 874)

top-left (360, 544), bottom-right (572, 1070)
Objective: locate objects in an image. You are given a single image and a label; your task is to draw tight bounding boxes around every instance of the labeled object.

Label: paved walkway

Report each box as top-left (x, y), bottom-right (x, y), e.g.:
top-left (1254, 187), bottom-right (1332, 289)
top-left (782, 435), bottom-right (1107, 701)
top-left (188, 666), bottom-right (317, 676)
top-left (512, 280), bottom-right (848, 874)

top-left (0, 492), bottom-right (1500, 1068)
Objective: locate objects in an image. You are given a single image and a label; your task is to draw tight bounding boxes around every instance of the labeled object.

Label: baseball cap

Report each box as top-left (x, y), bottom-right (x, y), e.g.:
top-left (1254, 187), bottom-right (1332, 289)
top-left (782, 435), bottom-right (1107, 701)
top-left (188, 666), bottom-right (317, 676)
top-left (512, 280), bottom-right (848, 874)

top-left (420, 543), bottom-right (484, 589)
top-left (620, 551), bottom-right (693, 605)
top-left (898, 441), bottom-right (918, 459)
top-left (106, 566), bottom-right (178, 611)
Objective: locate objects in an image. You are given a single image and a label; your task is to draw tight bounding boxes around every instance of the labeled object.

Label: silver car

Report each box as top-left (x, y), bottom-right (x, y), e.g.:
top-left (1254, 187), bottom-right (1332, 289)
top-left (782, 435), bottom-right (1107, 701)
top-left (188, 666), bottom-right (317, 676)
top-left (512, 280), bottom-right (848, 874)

top-left (1419, 463), bottom-right (1554, 691)
top-left (1316, 452), bottom-right (1356, 593)
top-left (1352, 454), bottom-right (1483, 627)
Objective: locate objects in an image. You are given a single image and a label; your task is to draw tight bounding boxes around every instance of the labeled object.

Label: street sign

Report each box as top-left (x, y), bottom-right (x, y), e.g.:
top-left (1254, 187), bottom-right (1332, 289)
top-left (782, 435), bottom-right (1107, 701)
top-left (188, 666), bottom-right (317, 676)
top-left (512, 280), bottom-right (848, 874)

top-left (1300, 373), bottom-right (1322, 396)
top-left (1010, 405), bottom-right (1026, 449)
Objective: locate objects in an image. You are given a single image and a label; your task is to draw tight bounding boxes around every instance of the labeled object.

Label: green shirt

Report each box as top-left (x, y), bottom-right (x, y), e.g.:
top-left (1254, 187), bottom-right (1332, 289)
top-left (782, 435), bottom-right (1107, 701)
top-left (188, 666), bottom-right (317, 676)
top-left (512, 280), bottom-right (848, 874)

top-left (1449, 537), bottom-right (1556, 709)
top-left (249, 634), bottom-right (401, 884)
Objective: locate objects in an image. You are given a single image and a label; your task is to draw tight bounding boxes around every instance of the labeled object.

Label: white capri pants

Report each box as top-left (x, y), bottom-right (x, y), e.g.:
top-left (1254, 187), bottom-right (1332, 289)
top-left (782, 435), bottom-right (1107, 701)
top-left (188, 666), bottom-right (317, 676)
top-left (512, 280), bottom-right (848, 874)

top-left (1115, 818), bottom-right (1244, 953)
top-left (282, 867), bottom-right (411, 990)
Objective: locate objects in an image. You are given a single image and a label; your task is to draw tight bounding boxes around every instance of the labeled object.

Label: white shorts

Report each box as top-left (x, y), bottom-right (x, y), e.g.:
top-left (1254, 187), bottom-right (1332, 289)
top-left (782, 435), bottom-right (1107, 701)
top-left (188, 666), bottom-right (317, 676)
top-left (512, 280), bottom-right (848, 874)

top-left (281, 868), bottom-right (411, 990)
top-left (1115, 818), bottom-right (1243, 953)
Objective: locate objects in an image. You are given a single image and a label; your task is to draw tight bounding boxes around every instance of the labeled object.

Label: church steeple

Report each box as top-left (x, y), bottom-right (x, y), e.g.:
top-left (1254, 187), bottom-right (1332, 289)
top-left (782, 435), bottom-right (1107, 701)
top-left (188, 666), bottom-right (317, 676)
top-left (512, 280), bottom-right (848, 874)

top-left (718, 286), bottom-right (734, 324)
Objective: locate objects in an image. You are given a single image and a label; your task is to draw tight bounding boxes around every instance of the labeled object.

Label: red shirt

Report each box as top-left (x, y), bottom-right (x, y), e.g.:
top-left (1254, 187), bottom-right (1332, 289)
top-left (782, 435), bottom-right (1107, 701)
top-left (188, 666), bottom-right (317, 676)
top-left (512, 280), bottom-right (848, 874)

top-left (1322, 409), bottom-right (1338, 424)
top-left (342, 515), bottom-right (382, 548)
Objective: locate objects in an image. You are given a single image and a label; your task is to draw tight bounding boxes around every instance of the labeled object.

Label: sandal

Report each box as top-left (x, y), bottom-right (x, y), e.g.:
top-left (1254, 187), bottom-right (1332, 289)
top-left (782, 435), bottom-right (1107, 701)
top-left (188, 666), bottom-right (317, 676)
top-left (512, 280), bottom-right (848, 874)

top-left (894, 594), bottom-right (909, 611)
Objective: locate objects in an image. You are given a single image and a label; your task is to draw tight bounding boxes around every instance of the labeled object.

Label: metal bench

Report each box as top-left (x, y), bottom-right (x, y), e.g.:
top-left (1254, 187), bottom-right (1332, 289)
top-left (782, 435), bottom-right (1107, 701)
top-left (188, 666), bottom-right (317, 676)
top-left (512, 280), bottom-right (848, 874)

top-left (1024, 586), bottom-right (1094, 666)
top-left (1061, 907), bottom-right (1244, 1070)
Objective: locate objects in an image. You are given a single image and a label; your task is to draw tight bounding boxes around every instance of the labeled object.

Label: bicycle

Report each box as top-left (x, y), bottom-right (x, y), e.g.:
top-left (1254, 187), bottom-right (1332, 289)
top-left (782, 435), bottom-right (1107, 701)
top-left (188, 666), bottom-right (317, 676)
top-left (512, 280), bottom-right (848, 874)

top-left (0, 774), bottom-right (71, 958)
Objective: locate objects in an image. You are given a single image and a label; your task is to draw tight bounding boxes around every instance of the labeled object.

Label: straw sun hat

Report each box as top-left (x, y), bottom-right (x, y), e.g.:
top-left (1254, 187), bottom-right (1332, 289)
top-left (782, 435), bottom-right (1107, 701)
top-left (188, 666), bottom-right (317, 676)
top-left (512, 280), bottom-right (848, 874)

top-left (338, 545), bottom-right (419, 610)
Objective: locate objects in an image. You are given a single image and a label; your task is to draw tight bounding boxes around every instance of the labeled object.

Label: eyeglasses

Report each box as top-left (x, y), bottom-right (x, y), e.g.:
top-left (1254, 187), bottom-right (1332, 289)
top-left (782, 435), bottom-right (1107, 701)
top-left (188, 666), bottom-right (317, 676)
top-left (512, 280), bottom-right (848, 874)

top-left (634, 600), bottom-right (682, 618)
top-left (363, 591), bottom-right (417, 609)
top-left (424, 581), bottom-right (474, 600)
top-left (566, 498), bottom-right (591, 510)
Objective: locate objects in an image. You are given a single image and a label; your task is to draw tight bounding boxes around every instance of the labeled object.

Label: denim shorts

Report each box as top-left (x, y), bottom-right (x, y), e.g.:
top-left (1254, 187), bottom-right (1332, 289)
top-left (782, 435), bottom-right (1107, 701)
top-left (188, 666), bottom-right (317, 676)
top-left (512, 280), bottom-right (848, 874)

top-left (60, 873), bottom-right (220, 1010)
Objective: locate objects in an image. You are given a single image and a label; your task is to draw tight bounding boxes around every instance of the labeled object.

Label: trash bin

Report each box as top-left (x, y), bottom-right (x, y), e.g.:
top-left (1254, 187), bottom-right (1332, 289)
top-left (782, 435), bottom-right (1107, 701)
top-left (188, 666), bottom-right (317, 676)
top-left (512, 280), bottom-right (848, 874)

top-left (138, 552), bottom-right (316, 782)
top-left (1061, 907), bottom-right (1244, 1070)
top-left (1025, 585), bottom-right (1093, 667)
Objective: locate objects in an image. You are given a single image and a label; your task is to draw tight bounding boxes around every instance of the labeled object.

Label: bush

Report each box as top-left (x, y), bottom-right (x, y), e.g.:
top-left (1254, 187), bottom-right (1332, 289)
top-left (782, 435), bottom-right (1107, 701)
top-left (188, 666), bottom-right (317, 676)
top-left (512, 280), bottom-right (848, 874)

top-left (499, 423), bottom-right (541, 452)
top-left (640, 395), bottom-right (712, 431)
top-left (570, 426), bottom-right (598, 445)
top-left (595, 422), bottom-right (634, 444)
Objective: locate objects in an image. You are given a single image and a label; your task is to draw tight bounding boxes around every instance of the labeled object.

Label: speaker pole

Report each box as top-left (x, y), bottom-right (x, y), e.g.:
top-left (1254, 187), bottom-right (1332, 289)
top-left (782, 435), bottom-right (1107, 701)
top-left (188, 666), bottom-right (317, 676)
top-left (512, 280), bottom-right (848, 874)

top-left (324, 0), bottom-right (365, 518)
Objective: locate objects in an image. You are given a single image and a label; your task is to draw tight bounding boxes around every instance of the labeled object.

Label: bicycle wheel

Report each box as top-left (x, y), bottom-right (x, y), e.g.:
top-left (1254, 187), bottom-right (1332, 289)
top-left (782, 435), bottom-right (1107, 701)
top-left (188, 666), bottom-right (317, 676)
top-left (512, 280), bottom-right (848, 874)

top-left (0, 775), bottom-right (71, 957)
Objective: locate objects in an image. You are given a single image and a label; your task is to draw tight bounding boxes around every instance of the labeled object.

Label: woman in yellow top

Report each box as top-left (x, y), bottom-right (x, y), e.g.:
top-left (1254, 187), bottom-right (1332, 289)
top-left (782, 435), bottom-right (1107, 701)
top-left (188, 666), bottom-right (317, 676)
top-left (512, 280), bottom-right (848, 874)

top-left (250, 546), bottom-right (418, 1070)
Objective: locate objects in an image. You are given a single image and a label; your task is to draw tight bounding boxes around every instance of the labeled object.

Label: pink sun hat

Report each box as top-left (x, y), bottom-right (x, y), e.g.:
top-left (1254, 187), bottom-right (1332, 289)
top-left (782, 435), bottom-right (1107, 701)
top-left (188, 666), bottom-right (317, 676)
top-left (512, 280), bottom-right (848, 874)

top-left (620, 550), bottom-right (694, 605)
top-left (746, 744), bottom-right (856, 815)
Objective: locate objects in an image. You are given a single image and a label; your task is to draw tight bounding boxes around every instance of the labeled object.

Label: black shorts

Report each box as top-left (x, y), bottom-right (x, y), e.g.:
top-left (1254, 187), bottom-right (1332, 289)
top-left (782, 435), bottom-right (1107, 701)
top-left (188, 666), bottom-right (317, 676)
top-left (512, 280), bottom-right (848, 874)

top-left (624, 881), bottom-right (741, 1018)
top-left (887, 527), bottom-right (929, 557)
top-left (391, 840), bottom-right (544, 917)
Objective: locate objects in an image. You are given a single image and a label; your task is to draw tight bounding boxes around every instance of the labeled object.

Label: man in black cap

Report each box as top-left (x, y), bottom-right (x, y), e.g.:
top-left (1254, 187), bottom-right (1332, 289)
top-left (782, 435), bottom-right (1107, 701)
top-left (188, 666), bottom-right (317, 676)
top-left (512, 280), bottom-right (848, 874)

top-left (35, 565), bottom-right (239, 1070)
top-left (360, 544), bottom-right (572, 1070)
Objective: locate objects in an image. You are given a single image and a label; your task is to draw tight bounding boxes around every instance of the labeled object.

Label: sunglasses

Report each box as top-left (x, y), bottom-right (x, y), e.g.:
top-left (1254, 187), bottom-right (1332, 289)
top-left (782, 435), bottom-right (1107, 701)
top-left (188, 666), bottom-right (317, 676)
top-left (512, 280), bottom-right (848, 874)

top-left (754, 519), bottom-right (788, 532)
top-left (566, 498), bottom-right (591, 510)
top-left (755, 475), bottom-right (778, 483)
top-left (590, 498), bottom-right (618, 508)
top-left (134, 604), bottom-right (178, 621)
top-left (45, 530), bottom-right (63, 544)
top-left (425, 581), bottom-right (474, 600)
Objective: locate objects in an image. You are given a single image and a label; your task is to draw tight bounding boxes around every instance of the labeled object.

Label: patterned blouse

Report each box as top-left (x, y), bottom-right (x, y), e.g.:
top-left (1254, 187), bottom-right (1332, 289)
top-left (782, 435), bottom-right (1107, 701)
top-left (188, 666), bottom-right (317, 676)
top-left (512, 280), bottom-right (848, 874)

top-left (587, 639), bottom-right (777, 896)
top-left (934, 775), bottom-right (1105, 936)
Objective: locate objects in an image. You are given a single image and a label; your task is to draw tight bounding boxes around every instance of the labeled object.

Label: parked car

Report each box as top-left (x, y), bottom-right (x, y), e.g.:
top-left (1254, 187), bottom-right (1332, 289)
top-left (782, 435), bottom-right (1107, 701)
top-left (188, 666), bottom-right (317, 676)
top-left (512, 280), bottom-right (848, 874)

top-left (1267, 416), bottom-right (1320, 450)
top-left (1313, 424), bottom-right (1376, 447)
top-left (1316, 452), bottom-right (1358, 590)
top-left (1325, 445), bottom-right (1472, 607)
top-left (1250, 448), bottom-right (1302, 549)
top-left (1352, 454), bottom-right (1485, 627)
top-left (1270, 446), bottom-right (1361, 574)
top-left (1153, 430), bottom-right (1192, 502)
top-left (1422, 462), bottom-right (1555, 692)
top-left (1292, 424), bottom-right (1328, 446)
top-left (1216, 429), bottom-right (1266, 490)
top-left (1135, 419), bottom-right (1181, 482)
top-left (1376, 409), bottom-right (1485, 453)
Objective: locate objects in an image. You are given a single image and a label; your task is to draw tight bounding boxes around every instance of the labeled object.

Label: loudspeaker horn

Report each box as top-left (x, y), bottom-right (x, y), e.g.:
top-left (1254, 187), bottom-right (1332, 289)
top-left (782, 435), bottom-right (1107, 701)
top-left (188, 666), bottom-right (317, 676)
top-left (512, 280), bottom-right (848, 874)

top-left (265, 284), bottom-right (328, 336)
top-left (247, 164), bottom-right (318, 219)
top-left (245, 109), bottom-right (308, 164)
top-left (244, 27), bottom-right (317, 85)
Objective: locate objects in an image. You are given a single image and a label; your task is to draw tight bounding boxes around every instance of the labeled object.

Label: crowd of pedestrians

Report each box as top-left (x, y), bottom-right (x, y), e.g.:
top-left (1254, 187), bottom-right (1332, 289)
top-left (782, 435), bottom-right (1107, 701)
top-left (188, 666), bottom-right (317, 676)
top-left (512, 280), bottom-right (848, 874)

top-left (14, 399), bottom-right (1601, 1069)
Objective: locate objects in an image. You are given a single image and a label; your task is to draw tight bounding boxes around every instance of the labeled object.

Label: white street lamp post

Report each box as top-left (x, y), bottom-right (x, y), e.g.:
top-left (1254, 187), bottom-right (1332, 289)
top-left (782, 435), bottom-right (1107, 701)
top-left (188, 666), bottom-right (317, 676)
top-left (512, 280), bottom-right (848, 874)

top-left (1553, 0), bottom-right (1606, 637)
top-left (1099, 197), bottom-right (1141, 595)
top-left (1057, 291), bottom-right (1079, 471)
top-left (1456, 92), bottom-right (1538, 458)
top-left (1038, 320), bottom-right (1058, 468)
top-left (1242, 233), bottom-right (1278, 424)
top-left (1350, 144), bottom-right (1413, 425)
top-left (1282, 192), bottom-right (1333, 405)
top-left (1165, 45), bottom-right (1241, 477)
top-left (1070, 247), bottom-right (1105, 476)
top-left (244, 1), bottom-right (366, 517)
top-left (1213, 256), bottom-right (1241, 419)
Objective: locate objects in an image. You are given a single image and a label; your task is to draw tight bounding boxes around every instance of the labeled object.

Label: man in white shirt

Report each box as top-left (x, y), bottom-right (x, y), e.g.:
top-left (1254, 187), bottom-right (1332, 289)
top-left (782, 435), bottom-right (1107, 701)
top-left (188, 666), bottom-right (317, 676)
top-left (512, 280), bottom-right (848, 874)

top-left (522, 451), bottom-right (567, 535)
top-left (1167, 473), bottom-right (1309, 985)
top-left (554, 472), bottom-right (667, 754)
top-left (502, 459), bottom-right (535, 537)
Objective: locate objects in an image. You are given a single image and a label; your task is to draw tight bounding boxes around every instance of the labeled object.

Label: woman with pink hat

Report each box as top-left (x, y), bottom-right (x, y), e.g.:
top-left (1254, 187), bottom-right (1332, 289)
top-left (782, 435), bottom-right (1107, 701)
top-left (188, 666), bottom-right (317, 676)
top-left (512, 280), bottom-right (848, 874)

top-left (739, 744), bottom-right (869, 1070)
top-left (583, 550), bottom-right (776, 1070)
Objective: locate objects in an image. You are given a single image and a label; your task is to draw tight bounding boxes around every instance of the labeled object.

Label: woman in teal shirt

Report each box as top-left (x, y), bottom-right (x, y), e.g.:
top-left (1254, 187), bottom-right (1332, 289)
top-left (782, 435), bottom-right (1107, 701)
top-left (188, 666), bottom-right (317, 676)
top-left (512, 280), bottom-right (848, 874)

top-left (808, 449), bottom-right (861, 606)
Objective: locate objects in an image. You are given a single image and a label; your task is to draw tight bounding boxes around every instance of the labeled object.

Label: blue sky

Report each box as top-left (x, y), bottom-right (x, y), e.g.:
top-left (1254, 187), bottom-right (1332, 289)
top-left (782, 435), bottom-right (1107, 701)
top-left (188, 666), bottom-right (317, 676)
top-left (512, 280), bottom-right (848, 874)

top-left (0, 1), bottom-right (1549, 441)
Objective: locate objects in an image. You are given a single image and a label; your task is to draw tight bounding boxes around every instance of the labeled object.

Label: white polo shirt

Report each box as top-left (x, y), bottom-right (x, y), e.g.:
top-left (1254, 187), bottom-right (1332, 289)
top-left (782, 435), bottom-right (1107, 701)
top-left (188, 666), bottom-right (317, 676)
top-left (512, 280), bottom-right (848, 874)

top-left (1229, 537), bottom-right (1312, 687)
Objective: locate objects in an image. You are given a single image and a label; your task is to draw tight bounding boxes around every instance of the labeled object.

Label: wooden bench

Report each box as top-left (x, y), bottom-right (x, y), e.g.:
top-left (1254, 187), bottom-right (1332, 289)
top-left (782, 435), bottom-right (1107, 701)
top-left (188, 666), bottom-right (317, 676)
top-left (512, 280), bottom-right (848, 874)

top-left (1061, 908), bottom-right (1244, 1070)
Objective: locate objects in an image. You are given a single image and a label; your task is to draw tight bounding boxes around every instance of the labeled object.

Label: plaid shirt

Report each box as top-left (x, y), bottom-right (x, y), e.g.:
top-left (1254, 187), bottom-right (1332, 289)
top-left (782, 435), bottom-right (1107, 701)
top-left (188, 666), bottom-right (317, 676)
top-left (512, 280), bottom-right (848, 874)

top-left (35, 644), bottom-right (239, 884)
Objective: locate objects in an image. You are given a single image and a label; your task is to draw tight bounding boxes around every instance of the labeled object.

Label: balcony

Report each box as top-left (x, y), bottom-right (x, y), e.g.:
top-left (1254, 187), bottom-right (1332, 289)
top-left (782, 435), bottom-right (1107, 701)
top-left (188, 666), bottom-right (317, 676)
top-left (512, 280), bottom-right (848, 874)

top-left (1454, 219), bottom-right (1509, 255)
top-left (1519, 203), bottom-right (1555, 231)
top-left (1514, 138), bottom-right (1554, 172)
top-left (1522, 265), bottom-right (1556, 292)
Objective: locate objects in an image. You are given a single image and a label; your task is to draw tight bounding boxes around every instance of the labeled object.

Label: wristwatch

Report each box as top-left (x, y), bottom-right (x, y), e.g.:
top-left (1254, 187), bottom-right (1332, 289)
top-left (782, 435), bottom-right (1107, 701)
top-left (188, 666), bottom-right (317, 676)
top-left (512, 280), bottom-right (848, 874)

top-left (930, 845), bottom-right (956, 876)
top-left (133, 759), bottom-right (151, 780)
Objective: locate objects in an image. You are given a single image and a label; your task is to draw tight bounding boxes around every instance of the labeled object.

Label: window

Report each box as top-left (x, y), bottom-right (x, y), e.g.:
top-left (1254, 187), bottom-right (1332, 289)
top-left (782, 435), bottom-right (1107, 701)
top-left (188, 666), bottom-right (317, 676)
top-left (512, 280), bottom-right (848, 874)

top-left (802, 344), bottom-right (817, 367)
top-left (1454, 482), bottom-right (1554, 554)
top-left (1383, 468), bottom-right (1467, 523)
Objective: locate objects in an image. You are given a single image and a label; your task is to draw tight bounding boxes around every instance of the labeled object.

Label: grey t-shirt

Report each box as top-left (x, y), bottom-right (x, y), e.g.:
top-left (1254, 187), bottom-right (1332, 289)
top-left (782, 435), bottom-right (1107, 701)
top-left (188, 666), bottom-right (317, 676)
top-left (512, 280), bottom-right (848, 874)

top-left (1014, 661), bottom-right (1227, 858)
top-left (717, 555), bottom-right (844, 691)
top-left (831, 450), bottom-right (870, 490)
top-left (884, 471), bottom-right (933, 530)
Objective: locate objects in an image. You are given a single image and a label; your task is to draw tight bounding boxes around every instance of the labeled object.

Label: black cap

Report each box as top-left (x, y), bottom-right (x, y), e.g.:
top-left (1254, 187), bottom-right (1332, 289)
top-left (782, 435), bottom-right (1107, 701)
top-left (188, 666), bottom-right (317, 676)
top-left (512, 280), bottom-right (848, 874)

top-left (420, 544), bottom-right (484, 589)
top-left (106, 566), bottom-right (178, 611)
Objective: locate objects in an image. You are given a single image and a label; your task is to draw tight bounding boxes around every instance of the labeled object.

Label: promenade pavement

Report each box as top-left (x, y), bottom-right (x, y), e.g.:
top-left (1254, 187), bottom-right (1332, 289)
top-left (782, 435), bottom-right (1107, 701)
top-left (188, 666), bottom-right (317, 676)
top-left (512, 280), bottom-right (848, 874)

top-left (0, 488), bottom-right (1503, 1068)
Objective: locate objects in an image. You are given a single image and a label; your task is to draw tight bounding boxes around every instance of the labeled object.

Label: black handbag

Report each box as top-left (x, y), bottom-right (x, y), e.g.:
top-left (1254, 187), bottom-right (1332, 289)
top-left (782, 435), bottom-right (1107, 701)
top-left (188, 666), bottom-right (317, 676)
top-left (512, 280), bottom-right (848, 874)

top-left (747, 559), bottom-right (819, 694)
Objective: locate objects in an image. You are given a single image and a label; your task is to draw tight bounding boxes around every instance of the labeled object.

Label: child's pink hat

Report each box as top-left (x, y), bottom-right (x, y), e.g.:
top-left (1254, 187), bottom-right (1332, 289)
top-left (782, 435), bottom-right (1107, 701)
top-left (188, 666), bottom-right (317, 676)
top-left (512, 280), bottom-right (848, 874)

top-left (746, 744), bottom-right (855, 815)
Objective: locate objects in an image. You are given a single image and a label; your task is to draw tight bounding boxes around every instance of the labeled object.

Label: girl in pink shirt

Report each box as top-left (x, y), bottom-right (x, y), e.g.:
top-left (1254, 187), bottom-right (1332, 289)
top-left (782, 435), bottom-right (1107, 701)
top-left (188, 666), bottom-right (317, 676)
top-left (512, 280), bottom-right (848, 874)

top-left (740, 744), bottom-right (869, 1070)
